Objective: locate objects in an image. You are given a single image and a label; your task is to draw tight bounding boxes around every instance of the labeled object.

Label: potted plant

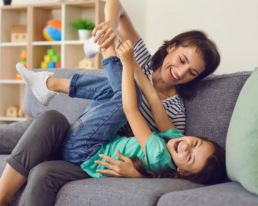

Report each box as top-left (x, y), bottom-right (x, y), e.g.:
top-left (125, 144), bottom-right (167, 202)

top-left (71, 19), bottom-right (95, 41)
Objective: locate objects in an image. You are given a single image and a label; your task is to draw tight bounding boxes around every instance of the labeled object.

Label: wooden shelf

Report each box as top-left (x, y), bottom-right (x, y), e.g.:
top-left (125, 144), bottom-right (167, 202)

top-left (0, 117), bottom-right (27, 122)
top-left (0, 0), bottom-right (105, 124)
top-left (32, 41), bottom-right (62, 46)
top-left (0, 42), bottom-right (27, 47)
top-left (0, 80), bottom-right (25, 84)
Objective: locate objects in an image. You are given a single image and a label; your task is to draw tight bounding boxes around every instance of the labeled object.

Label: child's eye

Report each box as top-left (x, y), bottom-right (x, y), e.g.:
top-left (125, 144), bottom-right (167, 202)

top-left (188, 154), bottom-right (192, 162)
top-left (194, 141), bottom-right (198, 147)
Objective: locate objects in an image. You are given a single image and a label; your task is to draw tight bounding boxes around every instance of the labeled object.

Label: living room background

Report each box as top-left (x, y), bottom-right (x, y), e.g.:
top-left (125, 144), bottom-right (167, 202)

top-left (1, 0), bottom-right (257, 74)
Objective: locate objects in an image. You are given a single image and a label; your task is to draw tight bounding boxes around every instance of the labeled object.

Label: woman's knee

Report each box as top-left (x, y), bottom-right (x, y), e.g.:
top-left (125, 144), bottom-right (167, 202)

top-left (35, 110), bottom-right (70, 129)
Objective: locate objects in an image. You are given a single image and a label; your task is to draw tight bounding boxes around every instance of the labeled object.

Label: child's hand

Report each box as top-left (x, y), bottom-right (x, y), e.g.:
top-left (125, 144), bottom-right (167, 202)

top-left (116, 39), bottom-right (134, 65)
top-left (92, 21), bottom-right (117, 51)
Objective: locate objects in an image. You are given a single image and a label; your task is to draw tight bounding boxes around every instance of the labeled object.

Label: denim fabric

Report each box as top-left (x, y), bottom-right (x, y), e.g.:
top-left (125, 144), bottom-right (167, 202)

top-left (61, 56), bottom-right (142, 164)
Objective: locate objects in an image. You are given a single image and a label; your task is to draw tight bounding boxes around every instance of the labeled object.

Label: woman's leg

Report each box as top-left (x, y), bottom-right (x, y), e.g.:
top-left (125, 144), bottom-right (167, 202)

top-left (18, 160), bottom-right (89, 206)
top-left (0, 110), bottom-right (70, 205)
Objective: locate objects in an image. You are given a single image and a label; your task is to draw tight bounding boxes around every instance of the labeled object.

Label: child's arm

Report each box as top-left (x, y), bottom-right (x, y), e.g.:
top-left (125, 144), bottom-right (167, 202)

top-left (117, 40), bottom-right (152, 153)
top-left (132, 58), bottom-right (176, 133)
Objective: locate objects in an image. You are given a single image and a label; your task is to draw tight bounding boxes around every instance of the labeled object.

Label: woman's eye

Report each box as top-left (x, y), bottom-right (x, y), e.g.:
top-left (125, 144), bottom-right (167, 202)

top-left (179, 57), bottom-right (184, 64)
top-left (188, 154), bottom-right (192, 162)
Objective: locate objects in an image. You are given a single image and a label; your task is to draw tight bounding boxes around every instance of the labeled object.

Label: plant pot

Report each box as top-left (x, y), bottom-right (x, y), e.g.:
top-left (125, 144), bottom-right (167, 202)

top-left (3, 0), bottom-right (12, 5)
top-left (78, 29), bottom-right (91, 41)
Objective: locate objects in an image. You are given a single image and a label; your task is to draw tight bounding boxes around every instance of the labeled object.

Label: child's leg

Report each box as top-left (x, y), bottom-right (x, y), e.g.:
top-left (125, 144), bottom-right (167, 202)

top-left (16, 63), bottom-right (113, 106)
top-left (61, 45), bottom-right (143, 165)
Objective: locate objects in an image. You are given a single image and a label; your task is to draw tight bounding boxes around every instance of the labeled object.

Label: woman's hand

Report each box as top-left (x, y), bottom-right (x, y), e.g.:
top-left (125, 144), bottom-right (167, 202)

top-left (95, 150), bottom-right (146, 178)
top-left (92, 21), bottom-right (117, 51)
top-left (116, 40), bottom-right (134, 65)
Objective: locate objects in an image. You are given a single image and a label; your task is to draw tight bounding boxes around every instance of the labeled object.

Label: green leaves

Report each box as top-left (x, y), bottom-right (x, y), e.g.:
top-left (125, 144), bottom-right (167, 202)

top-left (71, 19), bottom-right (95, 30)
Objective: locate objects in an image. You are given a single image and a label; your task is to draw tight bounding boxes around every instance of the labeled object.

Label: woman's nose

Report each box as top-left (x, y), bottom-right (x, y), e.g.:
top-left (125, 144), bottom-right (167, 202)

top-left (178, 65), bottom-right (190, 79)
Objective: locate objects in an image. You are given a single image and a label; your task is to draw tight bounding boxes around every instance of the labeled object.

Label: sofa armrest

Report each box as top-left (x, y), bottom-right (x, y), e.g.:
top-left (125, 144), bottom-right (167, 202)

top-left (0, 119), bottom-right (33, 154)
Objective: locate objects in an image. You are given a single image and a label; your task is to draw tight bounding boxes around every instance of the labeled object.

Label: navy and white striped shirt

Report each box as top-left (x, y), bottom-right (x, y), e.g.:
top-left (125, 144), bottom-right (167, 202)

top-left (122, 38), bottom-right (186, 134)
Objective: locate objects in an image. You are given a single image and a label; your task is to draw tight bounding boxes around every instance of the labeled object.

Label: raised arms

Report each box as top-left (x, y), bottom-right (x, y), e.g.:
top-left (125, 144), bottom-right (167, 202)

top-left (132, 59), bottom-right (176, 133)
top-left (117, 41), bottom-right (152, 153)
top-left (93, 0), bottom-right (140, 50)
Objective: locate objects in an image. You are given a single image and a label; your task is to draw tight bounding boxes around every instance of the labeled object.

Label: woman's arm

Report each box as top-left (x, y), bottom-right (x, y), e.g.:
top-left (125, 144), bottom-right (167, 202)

top-left (93, 0), bottom-right (140, 50)
top-left (133, 59), bottom-right (176, 133)
top-left (118, 40), bottom-right (152, 152)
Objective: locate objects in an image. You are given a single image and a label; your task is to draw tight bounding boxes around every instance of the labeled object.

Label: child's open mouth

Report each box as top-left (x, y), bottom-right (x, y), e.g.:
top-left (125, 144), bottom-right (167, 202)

top-left (174, 140), bottom-right (183, 153)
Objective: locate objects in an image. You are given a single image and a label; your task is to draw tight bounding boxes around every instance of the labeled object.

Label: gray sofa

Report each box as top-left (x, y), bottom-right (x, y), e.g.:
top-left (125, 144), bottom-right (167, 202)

top-left (1, 68), bottom-right (258, 206)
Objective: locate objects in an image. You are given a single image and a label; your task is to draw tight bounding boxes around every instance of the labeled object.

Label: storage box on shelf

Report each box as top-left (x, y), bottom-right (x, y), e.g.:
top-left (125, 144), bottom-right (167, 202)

top-left (0, 0), bottom-right (105, 123)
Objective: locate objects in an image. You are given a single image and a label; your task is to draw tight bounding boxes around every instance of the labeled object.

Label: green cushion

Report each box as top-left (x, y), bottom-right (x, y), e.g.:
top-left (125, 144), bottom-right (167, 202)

top-left (226, 67), bottom-right (258, 195)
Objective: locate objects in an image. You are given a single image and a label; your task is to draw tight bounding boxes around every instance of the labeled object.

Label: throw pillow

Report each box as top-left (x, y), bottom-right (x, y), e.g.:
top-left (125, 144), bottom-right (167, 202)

top-left (226, 67), bottom-right (258, 195)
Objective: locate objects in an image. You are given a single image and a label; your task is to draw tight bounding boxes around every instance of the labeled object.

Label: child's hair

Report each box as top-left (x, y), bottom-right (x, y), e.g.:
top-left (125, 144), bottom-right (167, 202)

top-left (151, 30), bottom-right (221, 99)
top-left (130, 136), bottom-right (227, 185)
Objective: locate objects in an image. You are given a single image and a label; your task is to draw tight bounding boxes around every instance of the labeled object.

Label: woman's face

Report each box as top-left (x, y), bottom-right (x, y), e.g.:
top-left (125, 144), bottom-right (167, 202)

top-left (159, 45), bottom-right (206, 85)
top-left (167, 136), bottom-right (215, 174)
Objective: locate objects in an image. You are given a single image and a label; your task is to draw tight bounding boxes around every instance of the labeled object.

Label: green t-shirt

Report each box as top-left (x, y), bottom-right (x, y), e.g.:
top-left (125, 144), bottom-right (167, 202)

top-left (80, 128), bottom-right (183, 178)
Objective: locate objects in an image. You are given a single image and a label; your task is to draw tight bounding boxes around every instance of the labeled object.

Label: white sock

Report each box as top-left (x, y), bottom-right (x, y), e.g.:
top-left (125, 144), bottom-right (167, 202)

top-left (84, 30), bottom-right (101, 58)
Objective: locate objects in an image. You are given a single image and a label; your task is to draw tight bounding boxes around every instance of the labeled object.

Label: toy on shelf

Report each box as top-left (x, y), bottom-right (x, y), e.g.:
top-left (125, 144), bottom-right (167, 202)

top-left (20, 50), bottom-right (27, 67)
top-left (11, 25), bottom-right (27, 43)
top-left (41, 49), bottom-right (61, 69)
top-left (6, 106), bottom-right (19, 117)
top-left (43, 20), bottom-right (62, 41)
top-left (75, 58), bottom-right (93, 69)
top-left (6, 105), bottom-right (26, 118)
top-left (16, 50), bottom-right (27, 80)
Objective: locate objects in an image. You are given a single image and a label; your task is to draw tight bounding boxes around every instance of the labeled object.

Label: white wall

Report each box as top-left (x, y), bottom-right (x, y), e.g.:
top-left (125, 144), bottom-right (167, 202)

top-left (144, 0), bottom-right (258, 74)
top-left (1, 0), bottom-right (257, 74)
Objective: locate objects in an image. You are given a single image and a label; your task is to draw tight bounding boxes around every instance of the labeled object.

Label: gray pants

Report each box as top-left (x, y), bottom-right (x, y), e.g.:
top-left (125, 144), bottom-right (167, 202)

top-left (6, 110), bottom-right (90, 206)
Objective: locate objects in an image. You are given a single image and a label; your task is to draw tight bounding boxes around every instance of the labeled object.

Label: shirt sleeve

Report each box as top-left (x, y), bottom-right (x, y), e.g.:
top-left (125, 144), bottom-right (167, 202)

top-left (144, 133), bottom-right (175, 173)
top-left (134, 38), bottom-right (152, 74)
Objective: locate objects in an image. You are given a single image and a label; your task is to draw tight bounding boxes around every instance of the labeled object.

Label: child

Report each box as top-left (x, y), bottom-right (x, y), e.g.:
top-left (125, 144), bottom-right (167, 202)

top-left (16, 37), bottom-right (226, 185)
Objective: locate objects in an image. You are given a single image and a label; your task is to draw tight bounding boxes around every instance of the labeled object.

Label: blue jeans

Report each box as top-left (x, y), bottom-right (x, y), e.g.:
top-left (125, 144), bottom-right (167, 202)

top-left (61, 56), bottom-right (142, 165)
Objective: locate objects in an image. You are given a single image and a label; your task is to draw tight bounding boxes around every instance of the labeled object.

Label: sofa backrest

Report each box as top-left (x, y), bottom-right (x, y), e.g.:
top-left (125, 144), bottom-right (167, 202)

top-left (184, 71), bottom-right (251, 149)
top-left (24, 68), bottom-right (252, 149)
top-left (23, 68), bottom-right (107, 124)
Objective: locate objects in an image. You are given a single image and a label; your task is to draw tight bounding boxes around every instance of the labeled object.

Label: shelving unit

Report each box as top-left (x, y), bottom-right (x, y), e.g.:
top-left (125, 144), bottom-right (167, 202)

top-left (0, 0), bottom-right (105, 123)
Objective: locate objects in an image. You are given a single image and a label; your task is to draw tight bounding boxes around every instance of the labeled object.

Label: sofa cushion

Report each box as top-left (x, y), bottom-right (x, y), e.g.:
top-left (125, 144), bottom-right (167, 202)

top-left (23, 68), bottom-right (106, 124)
top-left (226, 67), bottom-right (258, 196)
top-left (55, 178), bottom-right (203, 206)
top-left (157, 182), bottom-right (258, 206)
top-left (184, 71), bottom-right (252, 149)
top-left (0, 119), bottom-right (33, 154)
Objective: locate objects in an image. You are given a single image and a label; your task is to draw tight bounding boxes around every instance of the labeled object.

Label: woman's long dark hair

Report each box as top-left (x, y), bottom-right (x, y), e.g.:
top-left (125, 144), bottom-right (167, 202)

top-left (151, 30), bottom-right (220, 99)
top-left (130, 136), bottom-right (227, 185)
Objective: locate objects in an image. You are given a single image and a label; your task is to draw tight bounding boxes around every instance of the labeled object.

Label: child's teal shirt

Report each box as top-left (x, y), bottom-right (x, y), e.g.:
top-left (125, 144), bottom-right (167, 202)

top-left (80, 128), bottom-right (184, 178)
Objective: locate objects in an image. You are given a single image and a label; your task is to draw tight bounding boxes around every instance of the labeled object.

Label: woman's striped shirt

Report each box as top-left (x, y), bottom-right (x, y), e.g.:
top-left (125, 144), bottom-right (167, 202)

top-left (122, 38), bottom-right (186, 134)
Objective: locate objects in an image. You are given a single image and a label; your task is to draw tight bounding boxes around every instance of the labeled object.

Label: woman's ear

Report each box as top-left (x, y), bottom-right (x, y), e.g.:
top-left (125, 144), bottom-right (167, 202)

top-left (166, 43), bottom-right (176, 53)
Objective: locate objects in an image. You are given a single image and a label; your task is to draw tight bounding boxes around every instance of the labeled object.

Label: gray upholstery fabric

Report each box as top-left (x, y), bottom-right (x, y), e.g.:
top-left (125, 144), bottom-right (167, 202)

top-left (0, 69), bottom-right (256, 206)
top-left (0, 119), bottom-right (33, 154)
top-left (23, 68), bottom-right (106, 124)
top-left (157, 182), bottom-right (258, 206)
top-left (184, 71), bottom-right (252, 149)
top-left (55, 178), bottom-right (203, 206)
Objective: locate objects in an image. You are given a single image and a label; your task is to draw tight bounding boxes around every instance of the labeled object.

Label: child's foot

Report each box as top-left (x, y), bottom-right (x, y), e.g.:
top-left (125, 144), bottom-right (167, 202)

top-left (16, 63), bottom-right (58, 106)
top-left (83, 31), bottom-right (101, 58)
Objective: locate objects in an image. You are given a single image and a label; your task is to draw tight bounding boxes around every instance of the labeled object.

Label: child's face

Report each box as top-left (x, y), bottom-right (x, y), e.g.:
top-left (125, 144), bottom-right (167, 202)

top-left (167, 136), bottom-right (215, 174)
